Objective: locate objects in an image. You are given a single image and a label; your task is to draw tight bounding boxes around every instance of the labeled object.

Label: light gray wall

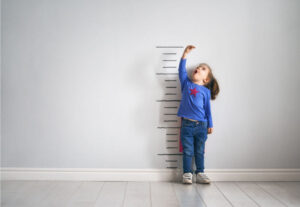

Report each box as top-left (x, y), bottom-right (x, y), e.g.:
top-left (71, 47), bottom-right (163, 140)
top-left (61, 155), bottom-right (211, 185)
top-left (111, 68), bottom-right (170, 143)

top-left (1, 0), bottom-right (300, 169)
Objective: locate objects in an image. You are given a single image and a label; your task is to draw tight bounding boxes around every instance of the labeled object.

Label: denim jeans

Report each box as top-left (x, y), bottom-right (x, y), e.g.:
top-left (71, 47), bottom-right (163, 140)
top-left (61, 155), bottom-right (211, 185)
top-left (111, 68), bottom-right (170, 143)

top-left (180, 117), bottom-right (208, 174)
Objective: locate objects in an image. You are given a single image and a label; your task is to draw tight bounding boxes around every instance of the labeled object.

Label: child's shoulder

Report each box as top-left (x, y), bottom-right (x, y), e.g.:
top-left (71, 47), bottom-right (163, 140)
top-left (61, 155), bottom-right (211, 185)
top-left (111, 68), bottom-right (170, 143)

top-left (204, 86), bottom-right (210, 92)
top-left (202, 86), bottom-right (211, 95)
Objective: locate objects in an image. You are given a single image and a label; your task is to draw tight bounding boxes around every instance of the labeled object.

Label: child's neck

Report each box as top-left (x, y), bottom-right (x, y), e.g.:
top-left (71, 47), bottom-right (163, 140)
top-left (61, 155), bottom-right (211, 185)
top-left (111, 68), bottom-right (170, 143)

top-left (192, 80), bottom-right (205, 86)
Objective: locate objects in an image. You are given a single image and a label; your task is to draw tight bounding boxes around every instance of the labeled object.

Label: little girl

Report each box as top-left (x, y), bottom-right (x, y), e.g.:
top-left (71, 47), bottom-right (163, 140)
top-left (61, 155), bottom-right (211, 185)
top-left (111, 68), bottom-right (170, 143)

top-left (177, 45), bottom-right (220, 184)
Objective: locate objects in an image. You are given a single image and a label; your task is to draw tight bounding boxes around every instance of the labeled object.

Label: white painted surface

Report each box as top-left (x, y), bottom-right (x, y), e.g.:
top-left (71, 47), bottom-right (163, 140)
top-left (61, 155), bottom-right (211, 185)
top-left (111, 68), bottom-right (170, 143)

top-left (1, 0), bottom-right (300, 170)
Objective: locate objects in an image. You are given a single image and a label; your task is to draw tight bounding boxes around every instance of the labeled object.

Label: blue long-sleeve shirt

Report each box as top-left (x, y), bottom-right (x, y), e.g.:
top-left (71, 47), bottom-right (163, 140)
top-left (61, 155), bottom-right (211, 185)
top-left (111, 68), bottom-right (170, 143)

top-left (177, 58), bottom-right (213, 128)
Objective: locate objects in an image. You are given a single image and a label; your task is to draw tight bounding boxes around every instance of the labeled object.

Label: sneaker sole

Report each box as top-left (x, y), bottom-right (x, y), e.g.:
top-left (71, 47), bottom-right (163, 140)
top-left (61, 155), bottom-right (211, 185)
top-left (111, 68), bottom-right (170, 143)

top-left (196, 180), bottom-right (211, 184)
top-left (182, 180), bottom-right (193, 184)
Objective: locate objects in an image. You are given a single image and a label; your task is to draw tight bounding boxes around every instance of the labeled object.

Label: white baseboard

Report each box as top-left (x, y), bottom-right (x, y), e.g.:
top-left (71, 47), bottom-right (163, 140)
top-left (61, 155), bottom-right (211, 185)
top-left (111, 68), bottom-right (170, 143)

top-left (1, 168), bottom-right (300, 181)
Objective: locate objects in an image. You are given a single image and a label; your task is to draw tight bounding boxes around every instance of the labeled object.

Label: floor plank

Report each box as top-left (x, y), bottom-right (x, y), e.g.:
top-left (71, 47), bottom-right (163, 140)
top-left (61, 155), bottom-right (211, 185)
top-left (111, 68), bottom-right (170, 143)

top-left (172, 182), bottom-right (206, 206)
top-left (37, 181), bottom-right (82, 207)
top-left (1, 180), bottom-right (35, 193)
top-left (1, 181), bottom-right (42, 207)
top-left (123, 181), bottom-right (151, 207)
top-left (67, 181), bottom-right (104, 207)
top-left (214, 181), bottom-right (259, 207)
top-left (150, 181), bottom-right (179, 207)
top-left (194, 182), bottom-right (232, 207)
top-left (94, 181), bottom-right (127, 207)
top-left (256, 181), bottom-right (300, 207)
top-left (236, 181), bottom-right (286, 207)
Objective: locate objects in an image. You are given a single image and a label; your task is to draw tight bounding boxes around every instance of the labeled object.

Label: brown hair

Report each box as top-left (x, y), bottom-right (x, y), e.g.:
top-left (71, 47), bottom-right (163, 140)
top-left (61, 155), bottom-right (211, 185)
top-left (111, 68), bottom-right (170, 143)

top-left (200, 63), bottom-right (220, 100)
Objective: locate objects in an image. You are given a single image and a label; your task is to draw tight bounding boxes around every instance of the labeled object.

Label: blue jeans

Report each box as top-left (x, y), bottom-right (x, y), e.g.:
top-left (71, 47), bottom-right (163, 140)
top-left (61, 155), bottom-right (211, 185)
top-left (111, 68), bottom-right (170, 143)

top-left (180, 118), bottom-right (208, 174)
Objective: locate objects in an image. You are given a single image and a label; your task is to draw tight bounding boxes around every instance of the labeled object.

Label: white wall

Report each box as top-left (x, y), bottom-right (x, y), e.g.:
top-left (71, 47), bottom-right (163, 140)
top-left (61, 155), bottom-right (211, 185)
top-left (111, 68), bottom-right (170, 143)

top-left (1, 0), bottom-right (300, 170)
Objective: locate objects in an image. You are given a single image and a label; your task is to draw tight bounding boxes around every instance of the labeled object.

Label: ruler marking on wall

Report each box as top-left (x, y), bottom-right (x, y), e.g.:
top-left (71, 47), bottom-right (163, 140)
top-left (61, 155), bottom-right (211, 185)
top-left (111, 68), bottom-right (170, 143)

top-left (156, 73), bottom-right (179, 75)
top-left (162, 52), bottom-right (177, 55)
top-left (156, 45), bottom-right (183, 169)
top-left (156, 99), bottom-right (180, 102)
top-left (163, 66), bottom-right (177, 68)
top-left (157, 126), bottom-right (180, 129)
top-left (156, 46), bottom-right (183, 48)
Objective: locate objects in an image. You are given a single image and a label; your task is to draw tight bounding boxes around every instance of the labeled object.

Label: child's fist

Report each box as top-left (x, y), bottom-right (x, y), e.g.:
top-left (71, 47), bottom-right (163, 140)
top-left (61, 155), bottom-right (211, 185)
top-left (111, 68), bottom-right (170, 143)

top-left (208, 128), bottom-right (213, 134)
top-left (184, 45), bottom-right (196, 54)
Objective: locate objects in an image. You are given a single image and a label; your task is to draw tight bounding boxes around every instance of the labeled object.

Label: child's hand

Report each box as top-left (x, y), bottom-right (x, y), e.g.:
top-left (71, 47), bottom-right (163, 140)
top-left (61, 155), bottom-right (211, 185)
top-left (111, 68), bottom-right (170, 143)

top-left (184, 45), bottom-right (196, 53)
top-left (208, 128), bottom-right (213, 134)
top-left (182, 45), bottom-right (196, 58)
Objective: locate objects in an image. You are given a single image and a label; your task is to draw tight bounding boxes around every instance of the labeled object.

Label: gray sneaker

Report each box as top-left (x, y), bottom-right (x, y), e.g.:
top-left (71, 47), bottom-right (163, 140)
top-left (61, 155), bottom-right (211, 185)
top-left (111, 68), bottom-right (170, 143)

top-left (182, 172), bottom-right (193, 184)
top-left (196, 172), bottom-right (211, 184)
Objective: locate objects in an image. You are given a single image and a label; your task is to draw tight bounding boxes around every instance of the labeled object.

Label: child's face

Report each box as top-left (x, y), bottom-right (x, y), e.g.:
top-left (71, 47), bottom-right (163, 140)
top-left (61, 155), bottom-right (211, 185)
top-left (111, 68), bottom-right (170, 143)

top-left (192, 64), bottom-right (210, 84)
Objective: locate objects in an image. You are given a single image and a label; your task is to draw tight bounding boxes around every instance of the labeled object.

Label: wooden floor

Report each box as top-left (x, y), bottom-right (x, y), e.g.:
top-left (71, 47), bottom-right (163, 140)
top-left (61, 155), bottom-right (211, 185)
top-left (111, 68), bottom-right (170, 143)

top-left (1, 180), bottom-right (300, 207)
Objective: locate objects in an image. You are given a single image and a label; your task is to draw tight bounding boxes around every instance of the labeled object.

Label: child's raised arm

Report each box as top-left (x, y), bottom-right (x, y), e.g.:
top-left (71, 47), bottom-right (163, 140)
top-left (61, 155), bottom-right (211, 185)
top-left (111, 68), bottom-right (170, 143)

top-left (178, 45), bottom-right (196, 88)
top-left (178, 58), bottom-right (188, 87)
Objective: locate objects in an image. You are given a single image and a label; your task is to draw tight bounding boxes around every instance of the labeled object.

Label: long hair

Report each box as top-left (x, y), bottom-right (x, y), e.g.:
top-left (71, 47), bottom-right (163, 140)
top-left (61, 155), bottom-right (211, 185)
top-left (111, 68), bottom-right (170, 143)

top-left (199, 63), bottom-right (220, 100)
